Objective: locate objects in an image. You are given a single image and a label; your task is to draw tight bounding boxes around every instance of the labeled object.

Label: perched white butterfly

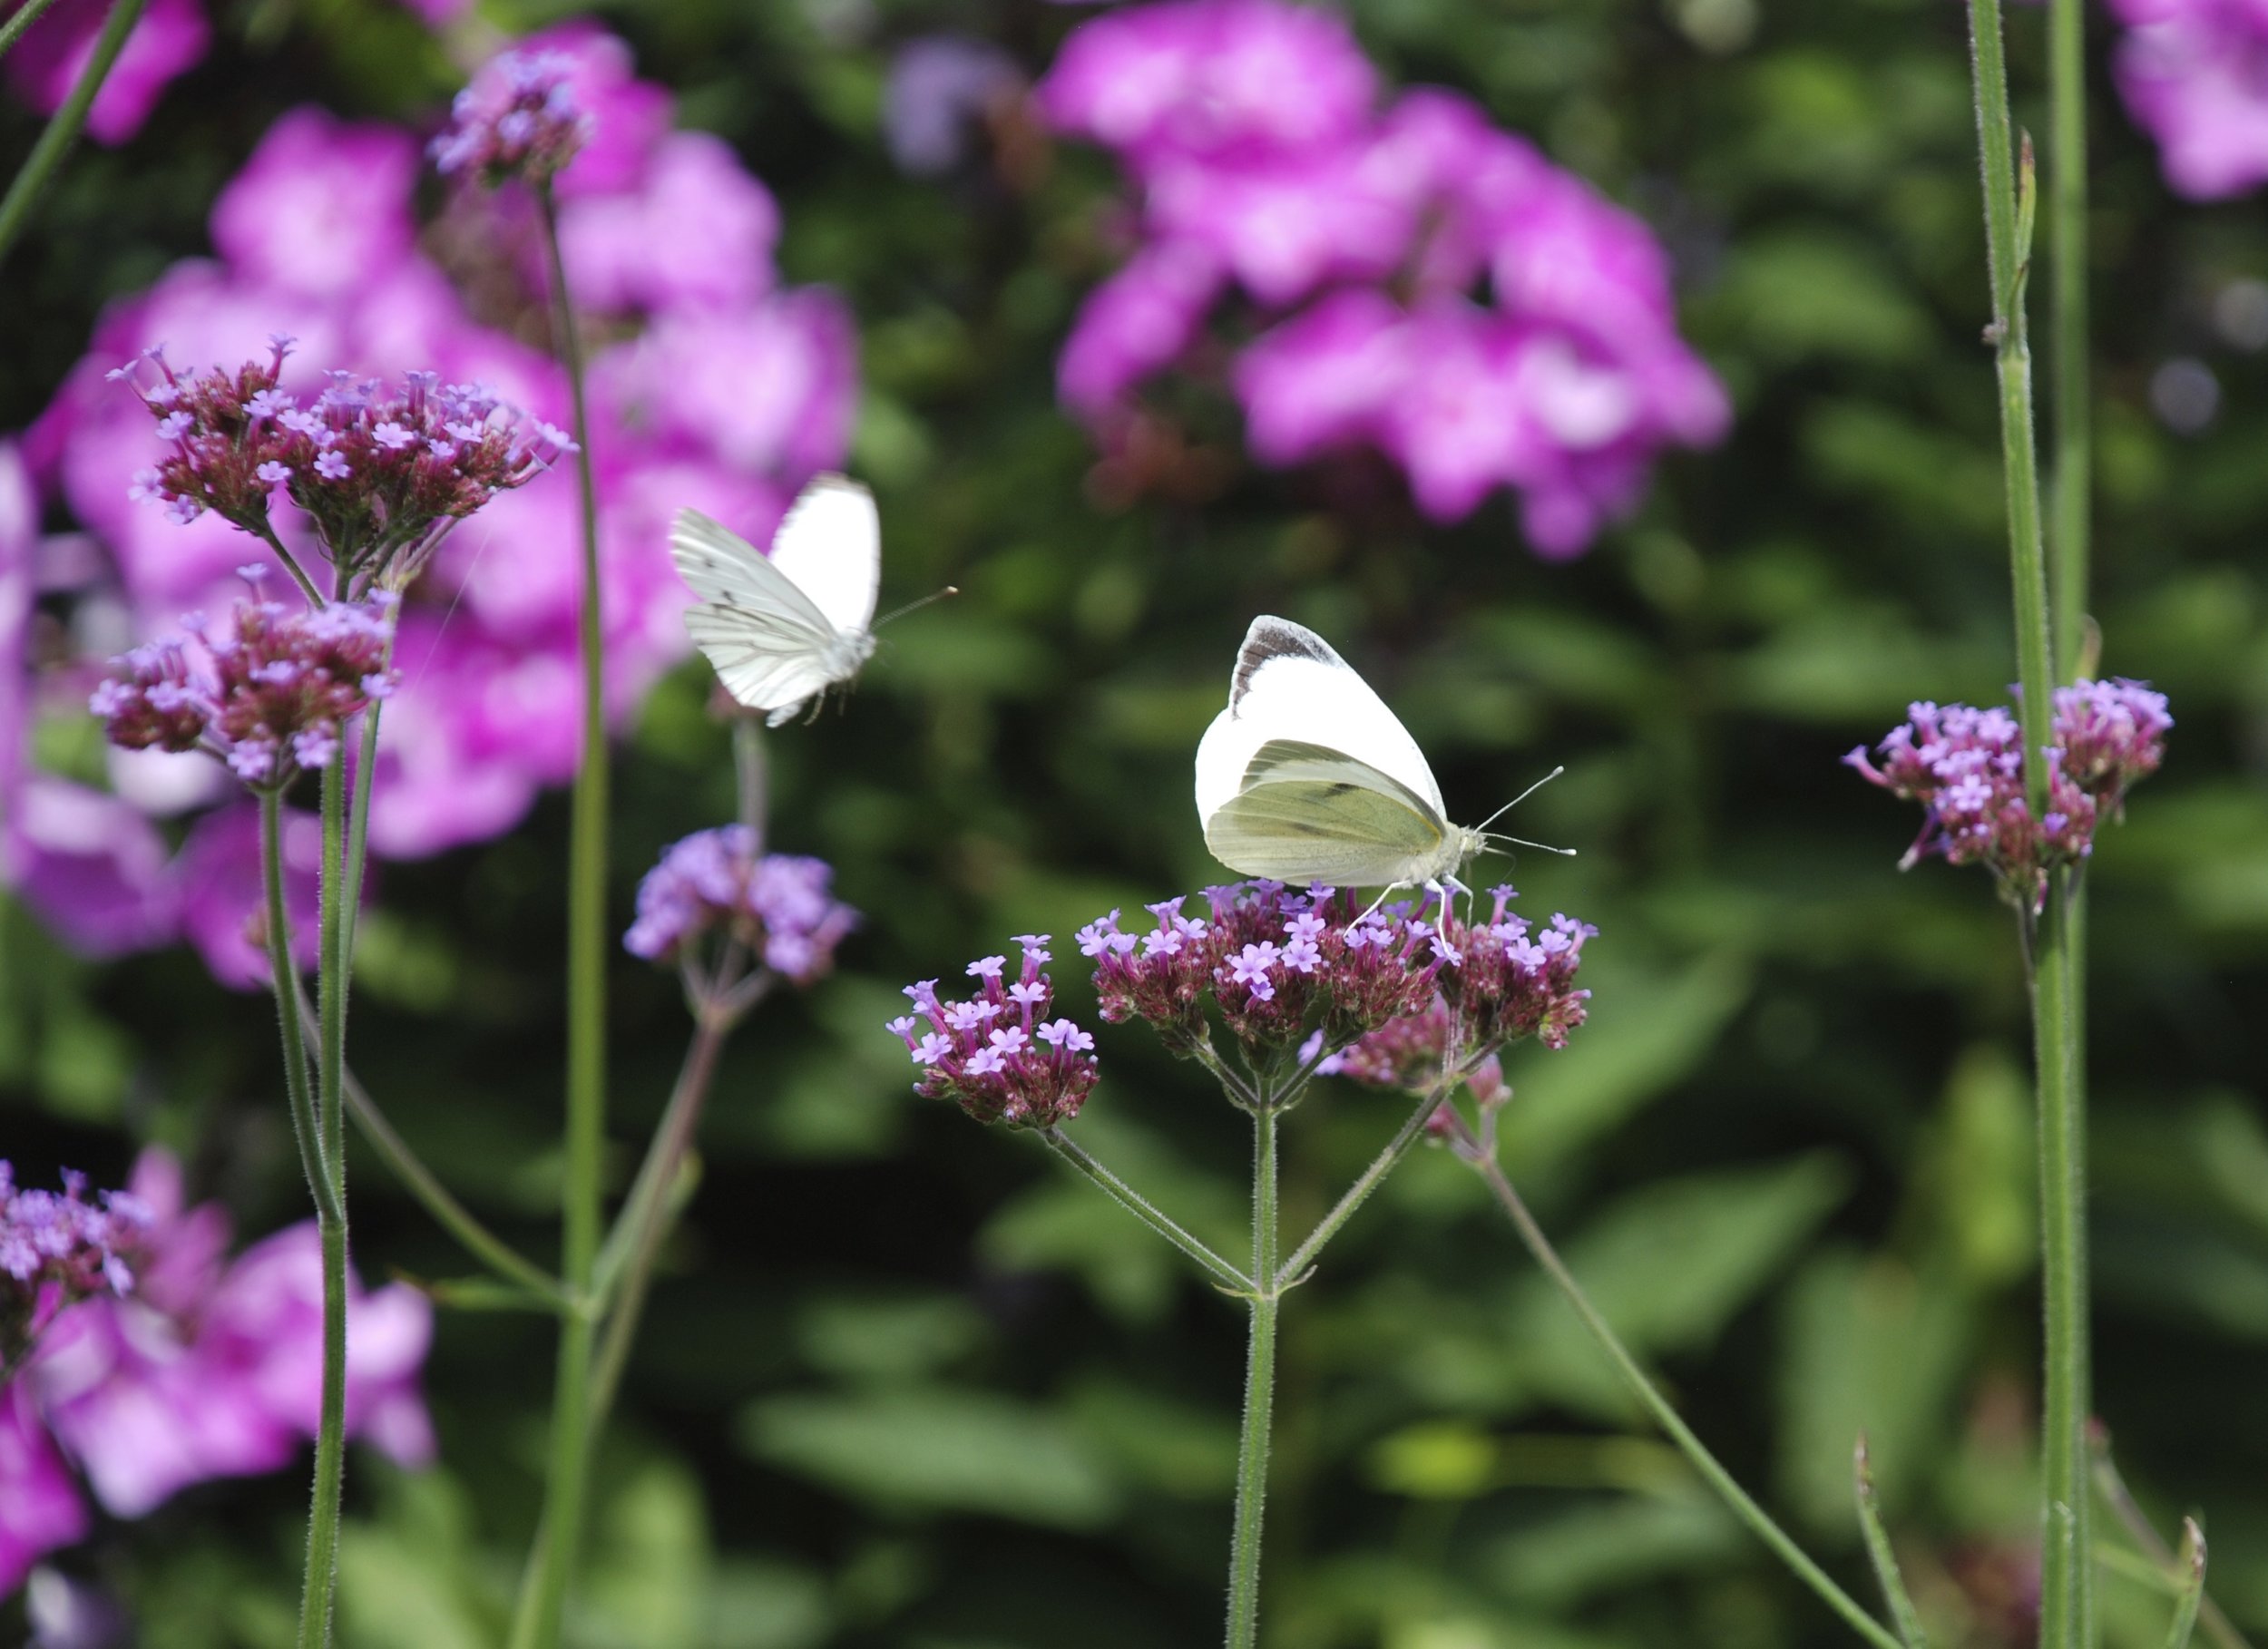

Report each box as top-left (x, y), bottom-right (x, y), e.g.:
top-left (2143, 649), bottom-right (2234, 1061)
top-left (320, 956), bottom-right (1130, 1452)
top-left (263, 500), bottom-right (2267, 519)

top-left (1194, 615), bottom-right (1568, 890)
top-left (670, 474), bottom-right (880, 727)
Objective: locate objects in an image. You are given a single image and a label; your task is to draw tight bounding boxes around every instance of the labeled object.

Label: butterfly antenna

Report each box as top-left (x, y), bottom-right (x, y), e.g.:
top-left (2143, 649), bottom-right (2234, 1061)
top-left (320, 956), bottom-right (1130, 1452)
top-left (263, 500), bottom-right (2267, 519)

top-left (1481, 834), bottom-right (1578, 858)
top-left (1473, 765), bottom-right (1565, 834)
top-left (875, 585), bottom-right (960, 629)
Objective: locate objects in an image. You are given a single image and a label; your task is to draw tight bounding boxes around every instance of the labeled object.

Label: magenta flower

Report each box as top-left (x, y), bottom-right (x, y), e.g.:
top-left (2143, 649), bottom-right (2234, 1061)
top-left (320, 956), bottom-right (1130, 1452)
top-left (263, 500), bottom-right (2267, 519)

top-left (210, 110), bottom-right (423, 300)
top-left (0, 1387), bottom-right (85, 1597)
top-left (1847, 682), bottom-right (2173, 908)
top-left (890, 938), bottom-right (1102, 1128)
top-left (1, 0), bottom-right (209, 146)
top-left (7, 1149), bottom-right (432, 1570)
top-left (624, 825), bottom-right (859, 985)
top-left (556, 132), bottom-right (780, 314)
top-left (171, 801), bottom-right (326, 990)
top-left (1036, 0), bottom-right (1725, 553)
top-left (2107, 0), bottom-right (2268, 200)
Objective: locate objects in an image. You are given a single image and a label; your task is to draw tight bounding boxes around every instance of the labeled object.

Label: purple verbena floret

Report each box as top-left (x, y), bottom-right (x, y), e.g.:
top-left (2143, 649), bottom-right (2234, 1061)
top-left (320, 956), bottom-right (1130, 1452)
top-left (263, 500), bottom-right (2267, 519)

top-left (1846, 680), bottom-right (2172, 907)
top-left (111, 341), bottom-right (573, 587)
top-left (0, 1162), bottom-right (153, 1366)
top-left (623, 824), bottom-right (858, 985)
top-left (91, 580), bottom-right (400, 791)
top-left (430, 47), bottom-right (593, 188)
top-left (890, 937), bottom-right (1100, 1128)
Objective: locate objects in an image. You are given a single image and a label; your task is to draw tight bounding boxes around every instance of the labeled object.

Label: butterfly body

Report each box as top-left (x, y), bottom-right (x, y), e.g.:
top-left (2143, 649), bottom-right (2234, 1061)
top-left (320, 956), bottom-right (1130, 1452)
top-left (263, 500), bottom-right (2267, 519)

top-left (671, 475), bottom-right (881, 727)
top-left (1195, 616), bottom-right (1485, 890)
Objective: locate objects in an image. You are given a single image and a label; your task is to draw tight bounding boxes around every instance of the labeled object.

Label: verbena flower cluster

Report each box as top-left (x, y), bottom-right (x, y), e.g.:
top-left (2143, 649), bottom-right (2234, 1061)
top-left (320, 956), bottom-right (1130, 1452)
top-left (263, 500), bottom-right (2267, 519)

top-left (1079, 882), bottom-right (1448, 1054)
top-left (112, 342), bottom-right (572, 586)
top-left (1846, 680), bottom-right (2173, 904)
top-left (2106, 0), bottom-right (2268, 200)
top-left (431, 46), bottom-right (591, 187)
top-left (889, 937), bottom-right (1101, 1128)
top-left (4, 23), bottom-right (855, 986)
top-left (1036, 0), bottom-right (1727, 554)
top-left (623, 825), bottom-right (859, 985)
top-left (92, 574), bottom-right (399, 786)
top-left (0, 1150), bottom-right (432, 1595)
top-left (0, 1165), bottom-right (151, 1367)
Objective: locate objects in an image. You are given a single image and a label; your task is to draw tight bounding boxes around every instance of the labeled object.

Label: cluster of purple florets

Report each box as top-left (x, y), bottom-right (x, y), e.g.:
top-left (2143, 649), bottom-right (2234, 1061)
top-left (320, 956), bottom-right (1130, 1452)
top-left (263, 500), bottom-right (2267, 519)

top-left (1, 1164), bottom-right (151, 1366)
top-left (889, 938), bottom-right (1101, 1128)
top-left (623, 825), bottom-right (859, 985)
top-left (91, 571), bottom-right (399, 788)
top-left (1434, 887), bottom-right (1597, 1054)
top-left (1846, 679), bottom-right (2172, 905)
top-left (112, 339), bottom-right (574, 586)
top-left (1079, 882), bottom-right (1450, 1053)
top-left (430, 45), bottom-right (593, 188)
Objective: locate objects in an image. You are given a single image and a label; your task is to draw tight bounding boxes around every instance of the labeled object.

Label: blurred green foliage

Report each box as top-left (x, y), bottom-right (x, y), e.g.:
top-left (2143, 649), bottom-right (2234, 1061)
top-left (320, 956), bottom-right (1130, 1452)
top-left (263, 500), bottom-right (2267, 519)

top-left (6, 0), bottom-right (2268, 1644)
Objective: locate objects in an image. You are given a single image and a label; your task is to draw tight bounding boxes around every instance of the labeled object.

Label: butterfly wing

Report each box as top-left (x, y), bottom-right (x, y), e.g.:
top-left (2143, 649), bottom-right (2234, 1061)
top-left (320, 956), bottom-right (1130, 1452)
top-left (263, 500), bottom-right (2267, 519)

top-left (670, 509), bottom-right (850, 724)
top-left (1203, 738), bottom-right (1451, 886)
top-left (1195, 616), bottom-right (1452, 884)
top-left (767, 475), bottom-right (881, 638)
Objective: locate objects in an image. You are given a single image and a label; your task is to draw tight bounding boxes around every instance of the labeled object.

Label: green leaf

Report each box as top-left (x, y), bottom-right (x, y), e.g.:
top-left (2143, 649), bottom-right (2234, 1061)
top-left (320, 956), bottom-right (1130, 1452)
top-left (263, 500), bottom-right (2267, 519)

top-left (738, 1388), bottom-right (1123, 1528)
top-left (1487, 1498), bottom-right (1744, 1607)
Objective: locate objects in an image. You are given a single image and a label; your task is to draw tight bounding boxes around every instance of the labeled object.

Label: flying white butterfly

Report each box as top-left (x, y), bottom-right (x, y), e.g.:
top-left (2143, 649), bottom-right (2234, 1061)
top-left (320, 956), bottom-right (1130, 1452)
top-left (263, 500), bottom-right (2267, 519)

top-left (670, 474), bottom-right (880, 727)
top-left (1194, 615), bottom-right (1568, 890)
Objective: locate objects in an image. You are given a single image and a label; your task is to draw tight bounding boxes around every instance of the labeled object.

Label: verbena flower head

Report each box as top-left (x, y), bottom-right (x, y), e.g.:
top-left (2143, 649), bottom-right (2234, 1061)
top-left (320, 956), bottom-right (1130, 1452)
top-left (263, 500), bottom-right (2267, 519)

top-left (111, 341), bottom-right (573, 588)
top-left (0, 1164), bottom-right (152, 1367)
top-left (1846, 680), bottom-right (2173, 907)
top-left (91, 574), bottom-right (399, 790)
top-left (1313, 997), bottom-right (1507, 1137)
top-left (1079, 881), bottom-right (1449, 1055)
top-left (623, 824), bottom-right (858, 985)
top-left (889, 937), bottom-right (1100, 1128)
top-left (430, 46), bottom-right (592, 188)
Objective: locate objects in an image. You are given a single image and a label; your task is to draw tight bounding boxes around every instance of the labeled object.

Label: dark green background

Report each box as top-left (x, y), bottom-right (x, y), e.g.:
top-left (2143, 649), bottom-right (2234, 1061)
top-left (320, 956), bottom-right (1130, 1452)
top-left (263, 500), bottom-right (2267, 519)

top-left (5, 0), bottom-right (2266, 1644)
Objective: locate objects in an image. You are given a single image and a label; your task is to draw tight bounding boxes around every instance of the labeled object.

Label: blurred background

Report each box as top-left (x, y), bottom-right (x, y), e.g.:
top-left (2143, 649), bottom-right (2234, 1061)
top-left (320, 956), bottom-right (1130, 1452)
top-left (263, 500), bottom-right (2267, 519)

top-left (5, 0), bottom-right (2268, 1644)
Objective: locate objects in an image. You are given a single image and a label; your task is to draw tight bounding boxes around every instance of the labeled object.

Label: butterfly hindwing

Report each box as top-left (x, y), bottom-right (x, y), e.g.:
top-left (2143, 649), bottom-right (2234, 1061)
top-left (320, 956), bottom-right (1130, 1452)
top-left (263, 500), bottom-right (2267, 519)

top-left (1203, 738), bottom-right (1449, 886)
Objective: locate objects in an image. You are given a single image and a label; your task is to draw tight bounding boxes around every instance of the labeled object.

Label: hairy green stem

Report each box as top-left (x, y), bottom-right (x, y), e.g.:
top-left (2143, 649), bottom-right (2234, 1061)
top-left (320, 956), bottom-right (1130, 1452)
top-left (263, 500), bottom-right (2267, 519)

top-left (1854, 1437), bottom-right (1929, 1648)
top-left (1039, 1127), bottom-right (1252, 1294)
top-left (0, 0), bottom-right (147, 269)
top-left (2167, 1521), bottom-right (2207, 1649)
top-left (0, 0), bottom-right (68, 61)
top-left (1463, 1136), bottom-right (1903, 1649)
top-left (1963, 5), bottom-right (2091, 1644)
top-left (1226, 1105), bottom-right (1280, 1649)
top-left (2092, 1438), bottom-right (2255, 1649)
top-left (261, 793), bottom-right (337, 1228)
top-left (511, 181), bottom-right (610, 1649)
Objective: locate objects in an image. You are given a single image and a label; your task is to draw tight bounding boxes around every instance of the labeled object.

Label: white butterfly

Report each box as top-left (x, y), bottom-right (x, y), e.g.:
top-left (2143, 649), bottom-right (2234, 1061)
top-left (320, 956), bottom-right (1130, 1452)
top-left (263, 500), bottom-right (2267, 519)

top-left (1195, 615), bottom-right (1566, 890)
top-left (670, 474), bottom-right (880, 727)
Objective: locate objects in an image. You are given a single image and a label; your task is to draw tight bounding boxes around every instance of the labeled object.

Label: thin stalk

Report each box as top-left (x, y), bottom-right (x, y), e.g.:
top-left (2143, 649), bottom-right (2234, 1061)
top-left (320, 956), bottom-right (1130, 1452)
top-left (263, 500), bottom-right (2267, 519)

top-left (2167, 1520), bottom-right (2207, 1649)
top-left (261, 792), bottom-right (339, 1228)
top-left (2093, 1439), bottom-right (2255, 1649)
top-left (1274, 1084), bottom-right (1446, 1290)
top-left (0, 0), bottom-right (148, 270)
top-left (1039, 1127), bottom-right (1252, 1295)
top-left (587, 999), bottom-right (747, 1427)
top-left (0, 0), bottom-right (68, 62)
top-left (1854, 1437), bottom-right (1929, 1648)
top-left (2048, 0), bottom-right (2090, 678)
top-left (296, 755), bottom-right (352, 1649)
top-left (1225, 1105), bottom-right (1280, 1649)
top-left (511, 180), bottom-right (609, 1649)
top-left (1463, 1137), bottom-right (1903, 1649)
top-left (1963, 5), bottom-right (2090, 1644)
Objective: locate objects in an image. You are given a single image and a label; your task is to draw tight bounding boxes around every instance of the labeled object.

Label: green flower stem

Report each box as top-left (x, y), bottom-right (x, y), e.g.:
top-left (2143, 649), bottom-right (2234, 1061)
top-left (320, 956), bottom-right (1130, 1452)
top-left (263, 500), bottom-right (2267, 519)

top-left (587, 985), bottom-right (762, 1427)
top-left (1963, 5), bottom-right (2092, 1644)
top-left (1038, 1127), bottom-right (1253, 1294)
top-left (1854, 1437), bottom-right (1929, 1648)
top-left (1225, 1105), bottom-right (1280, 1649)
top-left (511, 180), bottom-right (610, 1649)
top-left (2048, 0), bottom-right (2091, 677)
top-left (296, 754), bottom-right (352, 1649)
top-left (1461, 1131), bottom-right (1904, 1649)
top-left (0, 0), bottom-right (67, 61)
top-left (261, 793), bottom-right (338, 1230)
top-left (0, 0), bottom-right (147, 270)
top-left (1274, 1084), bottom-right (1448, 1291)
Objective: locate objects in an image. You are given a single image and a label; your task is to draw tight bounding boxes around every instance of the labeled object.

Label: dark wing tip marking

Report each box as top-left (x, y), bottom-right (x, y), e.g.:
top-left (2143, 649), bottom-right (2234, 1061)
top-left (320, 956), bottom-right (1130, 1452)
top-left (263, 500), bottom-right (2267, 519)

top-left (1229, 615), bottom-right (1345, 711)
